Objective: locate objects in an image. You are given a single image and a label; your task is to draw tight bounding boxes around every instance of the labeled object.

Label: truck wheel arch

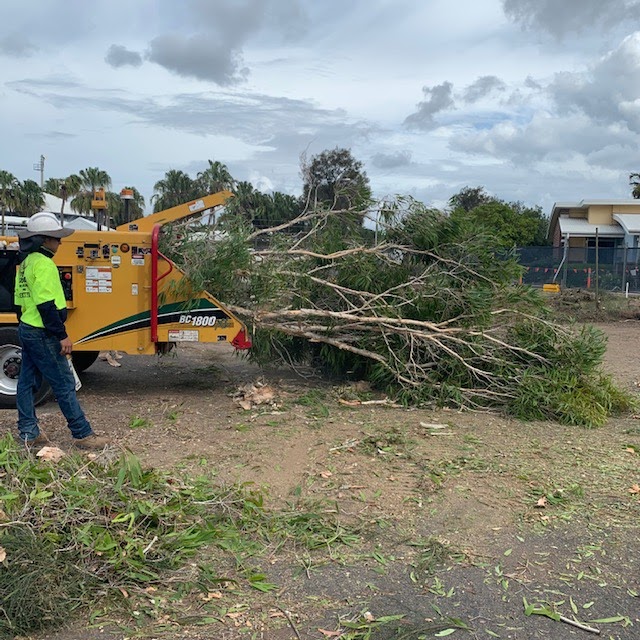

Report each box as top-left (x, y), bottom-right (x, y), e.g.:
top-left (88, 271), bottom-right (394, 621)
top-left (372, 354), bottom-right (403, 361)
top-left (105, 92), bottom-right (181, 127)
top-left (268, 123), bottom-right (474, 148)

top-left (71, 350), bottom-right (100, 373)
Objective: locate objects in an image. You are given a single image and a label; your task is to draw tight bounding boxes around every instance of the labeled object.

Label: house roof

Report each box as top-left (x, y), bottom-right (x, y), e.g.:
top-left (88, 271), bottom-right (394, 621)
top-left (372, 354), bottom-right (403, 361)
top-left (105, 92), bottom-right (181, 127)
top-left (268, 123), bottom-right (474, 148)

top-left (554, 199), bottom-right (640, 208)
top-left (42, 192), bottom-right (65, 214)
top-left (612, 213), bottom-right (640, 234)
top-left (548, 199), bottom-right (640, 241)
top-left (65, 216), bottom-right (101, 230)
top-left (558, 217), bottom-right (623, 237)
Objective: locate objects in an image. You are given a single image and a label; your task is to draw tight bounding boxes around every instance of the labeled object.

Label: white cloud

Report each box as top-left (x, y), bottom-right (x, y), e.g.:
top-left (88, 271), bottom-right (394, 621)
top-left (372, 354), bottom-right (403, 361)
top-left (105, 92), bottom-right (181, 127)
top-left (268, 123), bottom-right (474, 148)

top-left (450, 113), bottom-right (633, 163)
top-left (549, 33), bottom-right (640, 130)
top-left (1, 0), bottom-right (640, 216)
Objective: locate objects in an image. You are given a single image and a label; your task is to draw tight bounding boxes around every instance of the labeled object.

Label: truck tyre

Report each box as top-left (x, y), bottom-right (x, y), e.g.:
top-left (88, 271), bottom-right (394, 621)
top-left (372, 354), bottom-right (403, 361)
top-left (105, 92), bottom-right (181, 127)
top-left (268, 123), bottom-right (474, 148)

top-left (0, 326), bottom-right (51, 409)
top-left (71, 351), bottom-right (99, 373)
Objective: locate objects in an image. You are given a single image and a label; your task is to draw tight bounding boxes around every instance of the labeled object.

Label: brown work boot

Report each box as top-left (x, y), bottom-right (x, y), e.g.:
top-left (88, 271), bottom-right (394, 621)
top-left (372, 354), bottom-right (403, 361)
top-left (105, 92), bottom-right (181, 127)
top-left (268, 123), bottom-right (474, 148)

top-left (22, 434), bottom-right (49, 448)
top-left (73, 433), bottom-right (111, 450)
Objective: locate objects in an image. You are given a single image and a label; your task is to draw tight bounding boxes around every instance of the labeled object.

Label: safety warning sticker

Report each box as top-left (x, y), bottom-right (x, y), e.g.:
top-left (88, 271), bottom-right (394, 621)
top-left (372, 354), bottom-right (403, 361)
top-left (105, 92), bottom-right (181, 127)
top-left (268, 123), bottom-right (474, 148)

top-left (85, 266), bottom-right (112, 293)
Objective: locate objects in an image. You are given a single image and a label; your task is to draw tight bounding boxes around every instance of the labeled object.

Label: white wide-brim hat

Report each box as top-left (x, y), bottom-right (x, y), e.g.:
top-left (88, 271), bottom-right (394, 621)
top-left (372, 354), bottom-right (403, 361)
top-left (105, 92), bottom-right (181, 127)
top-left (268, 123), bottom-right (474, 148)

top-left (17, 211), bottom-right (75, 239)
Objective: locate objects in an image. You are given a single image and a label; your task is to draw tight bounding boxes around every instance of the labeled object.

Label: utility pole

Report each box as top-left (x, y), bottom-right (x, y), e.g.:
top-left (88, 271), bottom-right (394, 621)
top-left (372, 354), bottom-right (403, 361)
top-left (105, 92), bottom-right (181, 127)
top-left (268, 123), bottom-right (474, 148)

top-left (595, 228), bottom-right (599, 310)
top-left (33, 155), bottom-right (45, 187)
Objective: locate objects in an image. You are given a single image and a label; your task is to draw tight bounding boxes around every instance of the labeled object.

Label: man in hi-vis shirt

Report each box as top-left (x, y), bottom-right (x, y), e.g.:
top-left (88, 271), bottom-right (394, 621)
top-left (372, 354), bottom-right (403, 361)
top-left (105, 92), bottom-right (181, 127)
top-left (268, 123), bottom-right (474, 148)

top-left (15, 212), bottom-right (109, 450)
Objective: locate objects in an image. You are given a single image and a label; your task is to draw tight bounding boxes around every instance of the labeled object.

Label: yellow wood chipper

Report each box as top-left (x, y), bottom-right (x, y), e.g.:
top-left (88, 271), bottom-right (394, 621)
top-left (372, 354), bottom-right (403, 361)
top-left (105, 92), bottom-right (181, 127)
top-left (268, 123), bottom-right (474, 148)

top-left (0, 191), bottom-right (250, 408)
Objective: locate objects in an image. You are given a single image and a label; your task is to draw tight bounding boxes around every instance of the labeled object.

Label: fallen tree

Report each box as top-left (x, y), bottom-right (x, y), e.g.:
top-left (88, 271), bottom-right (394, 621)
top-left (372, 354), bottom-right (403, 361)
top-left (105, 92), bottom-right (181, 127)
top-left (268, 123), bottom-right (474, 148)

top-left (162, 196), bottom-right (632, 427)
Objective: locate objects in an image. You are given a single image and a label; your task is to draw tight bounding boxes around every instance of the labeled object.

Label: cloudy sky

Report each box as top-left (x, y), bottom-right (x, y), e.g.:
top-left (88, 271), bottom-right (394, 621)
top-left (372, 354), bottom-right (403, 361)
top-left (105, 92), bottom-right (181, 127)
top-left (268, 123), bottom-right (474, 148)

top-left (2, 0), bottom-right (640, 214)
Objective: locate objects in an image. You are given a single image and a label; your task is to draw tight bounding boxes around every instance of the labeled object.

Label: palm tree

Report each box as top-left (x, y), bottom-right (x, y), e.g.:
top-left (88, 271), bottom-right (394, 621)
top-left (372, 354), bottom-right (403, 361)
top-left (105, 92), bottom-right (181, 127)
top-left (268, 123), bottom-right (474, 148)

top-left (44, 174), bottom-right (82, 198)
top-left (43, 177), bottom-right (63, 194)
top-left (151, 170), bottom-right (198, 213)
top-left (0, 170), bottom-right (19, 233)
top-left (44, 174), bottom-right (82, 222)
top-left (196, 160), bottom-right (235, 195)
top-left (225, 182), bottom-right (302, 229)
top-left (16, 179), bottom-right (45, 216)
top-left (70, 167), bottom-right (112, 215)
top-left (0, 170), bottom-right (18, 212)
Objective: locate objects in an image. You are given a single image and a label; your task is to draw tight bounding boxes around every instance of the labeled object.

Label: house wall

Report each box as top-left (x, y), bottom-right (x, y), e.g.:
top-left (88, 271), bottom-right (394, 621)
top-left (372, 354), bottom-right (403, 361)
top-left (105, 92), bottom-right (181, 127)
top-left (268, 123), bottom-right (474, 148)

top-left (612, 204), bottom-right (640, 214)
top-left (552, 223), bottom-right (562, 247)
top-left (587, 205), bottom-right (613, 225)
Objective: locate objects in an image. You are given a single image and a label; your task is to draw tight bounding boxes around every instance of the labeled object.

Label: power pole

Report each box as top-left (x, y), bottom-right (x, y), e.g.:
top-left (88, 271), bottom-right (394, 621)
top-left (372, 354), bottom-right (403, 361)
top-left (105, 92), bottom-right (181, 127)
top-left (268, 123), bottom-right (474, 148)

top-left (33, 154), bottom-right (45, 187)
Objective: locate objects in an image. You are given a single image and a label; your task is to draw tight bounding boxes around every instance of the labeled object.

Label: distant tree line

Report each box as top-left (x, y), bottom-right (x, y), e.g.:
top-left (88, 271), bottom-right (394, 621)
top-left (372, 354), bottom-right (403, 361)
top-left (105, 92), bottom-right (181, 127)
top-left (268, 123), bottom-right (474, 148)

top-left (0, 167), bottom-right (145, 227)
top-left (149, 152), bottom-right (552, 247)
top-left (447, 186), bottom-right (550, 247)
top-left (9, 153), bottom-right (640, 245)
top-left (0, 171), bottom-right (46, 218)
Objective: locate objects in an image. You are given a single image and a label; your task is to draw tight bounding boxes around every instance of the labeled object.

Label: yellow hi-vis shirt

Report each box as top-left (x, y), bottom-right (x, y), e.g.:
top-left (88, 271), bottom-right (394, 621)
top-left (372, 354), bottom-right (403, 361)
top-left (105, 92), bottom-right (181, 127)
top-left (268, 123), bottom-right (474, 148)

top-left (14, 252), bottom-right (66, 328)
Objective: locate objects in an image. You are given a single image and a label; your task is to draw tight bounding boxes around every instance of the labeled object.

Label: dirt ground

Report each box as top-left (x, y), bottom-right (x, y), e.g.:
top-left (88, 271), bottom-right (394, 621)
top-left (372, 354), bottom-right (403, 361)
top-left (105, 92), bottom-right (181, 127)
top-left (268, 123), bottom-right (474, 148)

top-left (3, 321), bottom-right (640, 640)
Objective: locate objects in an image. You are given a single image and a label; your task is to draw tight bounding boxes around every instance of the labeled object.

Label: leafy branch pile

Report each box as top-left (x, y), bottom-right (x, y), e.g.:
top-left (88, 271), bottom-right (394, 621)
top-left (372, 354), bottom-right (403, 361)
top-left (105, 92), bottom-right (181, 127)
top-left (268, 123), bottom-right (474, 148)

top-left (0, 437), bottom-right (358, 637)
top-left (164, 196), bottom-right (632, 427)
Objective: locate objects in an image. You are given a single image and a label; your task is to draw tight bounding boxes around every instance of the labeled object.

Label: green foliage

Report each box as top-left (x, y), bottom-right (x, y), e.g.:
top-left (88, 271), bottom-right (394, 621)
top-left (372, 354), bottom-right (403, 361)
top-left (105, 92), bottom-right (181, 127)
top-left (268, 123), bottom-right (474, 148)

top-left (448, 185), bottom-right (492, 212)
top-left (448, 185), bottom-right (549, 247)
top-left (302, 147), bottom-right (372, 216)
top-left (70, 167), bottom-right (113, 215)
top-left (0, 526), bottom-right (95, 637)
top-left (44, 174), bottom-right (83, 210)
top-left (151, 169), bottom-right (200, 213)
top-left (0, 172), bottom-right (45, 217)
top-left (450, 200), bottom-right (548, 248)
top-left (226, 181), bottom-right (302, 229)
top-left (161, 215), bottom-right (255, 306)
top-left (0, 436), bottom-right (360, 637)
top-left (503, 322), bottom-right (633, 426)
top-left (15, 179), bottom-right (45, 216)
top-left (167, 193), bottom-right (631, 427)
top-left (196, 159), bottom-right (235, 194)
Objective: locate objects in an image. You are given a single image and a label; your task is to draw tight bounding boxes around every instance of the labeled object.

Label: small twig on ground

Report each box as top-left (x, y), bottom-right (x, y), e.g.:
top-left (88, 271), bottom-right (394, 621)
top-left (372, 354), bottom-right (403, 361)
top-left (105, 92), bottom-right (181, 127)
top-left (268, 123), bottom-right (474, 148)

top-left (276, 606), bottom-right (302, 640)
top-left (559, 615), bottom-right (600, 635)
top-left (329, 439), bottom-right (360, 451)
top-left (337, 398), bottom-right (401, 407)
top-left (143, 535), bottom-right (158, 555)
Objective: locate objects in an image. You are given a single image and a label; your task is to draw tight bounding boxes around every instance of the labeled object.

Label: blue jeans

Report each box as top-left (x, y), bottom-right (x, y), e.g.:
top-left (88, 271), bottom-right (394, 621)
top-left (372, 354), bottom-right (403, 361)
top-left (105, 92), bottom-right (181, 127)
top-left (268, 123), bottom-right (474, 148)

top-left (17, 323), bottom-right (93, 442)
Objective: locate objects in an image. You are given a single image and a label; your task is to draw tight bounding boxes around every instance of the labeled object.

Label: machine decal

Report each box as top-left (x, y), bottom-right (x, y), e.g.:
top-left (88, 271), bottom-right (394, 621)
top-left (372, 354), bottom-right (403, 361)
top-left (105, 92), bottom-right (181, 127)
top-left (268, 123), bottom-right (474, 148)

top-left (75, 299), bottom-right (229, 344)
top-left (188, 199), bottom-right (205, 212)
top-left (85, 266), bottom-right (112, 293)
top-left (168, 329), bottom-right (199, 342)
top-left (131, 246), bottom-right (148, 266)
top-left (179, 314), bottom-right (217, 326)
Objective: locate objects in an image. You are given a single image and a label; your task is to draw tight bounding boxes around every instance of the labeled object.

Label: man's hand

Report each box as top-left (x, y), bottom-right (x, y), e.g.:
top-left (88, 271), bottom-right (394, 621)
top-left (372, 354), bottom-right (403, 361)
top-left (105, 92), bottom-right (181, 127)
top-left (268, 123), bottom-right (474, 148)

top-left (60, 337), bottom-right (73, 355)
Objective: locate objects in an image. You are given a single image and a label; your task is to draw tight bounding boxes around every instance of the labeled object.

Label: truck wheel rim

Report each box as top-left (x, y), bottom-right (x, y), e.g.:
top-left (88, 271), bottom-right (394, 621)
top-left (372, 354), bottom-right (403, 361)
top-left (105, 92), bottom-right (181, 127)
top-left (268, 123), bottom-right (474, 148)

top-left (0, 345), bottom-right (20, 396)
